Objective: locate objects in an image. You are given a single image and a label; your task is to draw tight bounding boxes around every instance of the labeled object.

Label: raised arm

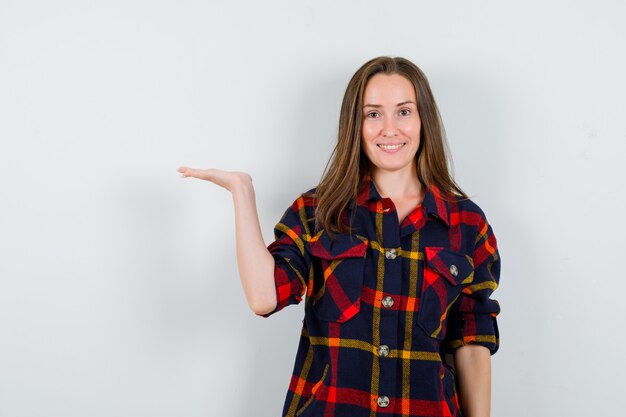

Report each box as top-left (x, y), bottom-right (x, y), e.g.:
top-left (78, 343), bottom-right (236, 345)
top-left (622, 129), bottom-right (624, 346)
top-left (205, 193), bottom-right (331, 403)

top-left (177, 166), bottom-right (277, 315)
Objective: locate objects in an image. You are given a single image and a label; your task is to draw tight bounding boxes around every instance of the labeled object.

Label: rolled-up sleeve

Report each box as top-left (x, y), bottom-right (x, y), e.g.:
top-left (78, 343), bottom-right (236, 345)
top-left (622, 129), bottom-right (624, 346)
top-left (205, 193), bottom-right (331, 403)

top-left (256, 196), bottom-right (311, 318)
top-left (445, 215), bottom-right (501, 355)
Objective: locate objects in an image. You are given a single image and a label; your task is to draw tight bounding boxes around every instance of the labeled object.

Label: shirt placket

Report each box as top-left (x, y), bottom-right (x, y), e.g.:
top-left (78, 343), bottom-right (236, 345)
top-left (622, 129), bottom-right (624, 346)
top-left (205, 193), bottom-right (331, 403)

top-left (376, 198), bottom-right (402, 412)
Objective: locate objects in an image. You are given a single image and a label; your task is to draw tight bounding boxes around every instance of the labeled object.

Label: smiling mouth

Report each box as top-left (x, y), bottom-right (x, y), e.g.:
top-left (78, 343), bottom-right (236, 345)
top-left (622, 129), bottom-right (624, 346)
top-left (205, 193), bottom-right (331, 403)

top-left (377, 143), bottom-right (406, 151)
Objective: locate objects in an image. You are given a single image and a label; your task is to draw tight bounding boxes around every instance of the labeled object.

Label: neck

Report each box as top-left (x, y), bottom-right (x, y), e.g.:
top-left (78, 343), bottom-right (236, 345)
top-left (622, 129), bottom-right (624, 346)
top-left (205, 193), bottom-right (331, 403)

top-left (370, 165), bottom-right (423, 201)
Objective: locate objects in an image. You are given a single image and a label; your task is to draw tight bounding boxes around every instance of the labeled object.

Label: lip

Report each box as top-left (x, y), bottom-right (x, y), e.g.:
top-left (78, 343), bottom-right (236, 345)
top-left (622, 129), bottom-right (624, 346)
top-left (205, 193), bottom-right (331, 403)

top-left (377, 142), bottom-right (406, 154)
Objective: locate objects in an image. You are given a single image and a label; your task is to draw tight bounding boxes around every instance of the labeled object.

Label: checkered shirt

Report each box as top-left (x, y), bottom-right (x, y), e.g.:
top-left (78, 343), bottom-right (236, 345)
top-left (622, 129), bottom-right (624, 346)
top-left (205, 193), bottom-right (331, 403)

top-left (258, 172), bottom-right (501, 417)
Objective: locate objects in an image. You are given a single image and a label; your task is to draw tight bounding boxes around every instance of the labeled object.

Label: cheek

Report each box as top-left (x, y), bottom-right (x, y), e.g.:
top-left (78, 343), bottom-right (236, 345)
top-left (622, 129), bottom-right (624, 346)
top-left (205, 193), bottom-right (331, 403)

top-left (401, 119), bottom-right (421, 136)
top-left (361, 123), bottom-right (377, 140)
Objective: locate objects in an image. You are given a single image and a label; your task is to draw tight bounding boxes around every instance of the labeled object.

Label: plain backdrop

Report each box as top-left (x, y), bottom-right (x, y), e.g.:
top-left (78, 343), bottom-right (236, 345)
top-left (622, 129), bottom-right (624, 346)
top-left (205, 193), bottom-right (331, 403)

top-left (1, 1), bottom-right (624, 416)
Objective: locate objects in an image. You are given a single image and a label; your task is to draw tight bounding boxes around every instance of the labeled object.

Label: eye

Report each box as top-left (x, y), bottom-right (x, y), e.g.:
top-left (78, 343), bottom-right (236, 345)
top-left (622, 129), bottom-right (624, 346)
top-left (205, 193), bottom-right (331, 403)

top-left (399, 108), bottom-right (411, 116)
top-left (366, 111), bottom-right (380, 118)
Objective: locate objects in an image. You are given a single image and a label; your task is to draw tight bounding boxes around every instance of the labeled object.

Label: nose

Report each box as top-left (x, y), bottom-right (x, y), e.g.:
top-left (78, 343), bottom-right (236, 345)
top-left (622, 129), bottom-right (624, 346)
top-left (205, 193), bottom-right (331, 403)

top-left (382, 118), bottom-right (398, 137)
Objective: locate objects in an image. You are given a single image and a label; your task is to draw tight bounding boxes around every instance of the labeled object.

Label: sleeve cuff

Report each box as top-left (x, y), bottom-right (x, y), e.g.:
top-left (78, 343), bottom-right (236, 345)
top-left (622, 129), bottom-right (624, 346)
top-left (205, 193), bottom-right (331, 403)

top-left (445, 312), bottom-right (500, 355)
top-left (255, 258), bottom-right (305, 318)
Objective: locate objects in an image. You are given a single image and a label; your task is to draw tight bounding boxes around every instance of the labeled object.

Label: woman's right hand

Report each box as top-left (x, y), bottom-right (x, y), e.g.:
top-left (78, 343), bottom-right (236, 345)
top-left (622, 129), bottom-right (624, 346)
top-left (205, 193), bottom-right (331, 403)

top-left (177, 166), bottom-right (252, 193)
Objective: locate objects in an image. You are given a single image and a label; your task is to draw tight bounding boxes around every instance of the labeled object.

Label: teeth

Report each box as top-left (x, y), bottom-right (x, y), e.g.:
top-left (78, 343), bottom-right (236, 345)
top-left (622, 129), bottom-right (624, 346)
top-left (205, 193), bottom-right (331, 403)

top-left (378, 143), bottom-right (405, 150)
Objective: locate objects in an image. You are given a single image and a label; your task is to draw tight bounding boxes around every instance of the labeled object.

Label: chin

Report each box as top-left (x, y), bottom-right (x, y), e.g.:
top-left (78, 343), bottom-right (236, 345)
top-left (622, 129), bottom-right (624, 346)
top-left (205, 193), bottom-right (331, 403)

top-left (372, 163), bottom-right (411, 172)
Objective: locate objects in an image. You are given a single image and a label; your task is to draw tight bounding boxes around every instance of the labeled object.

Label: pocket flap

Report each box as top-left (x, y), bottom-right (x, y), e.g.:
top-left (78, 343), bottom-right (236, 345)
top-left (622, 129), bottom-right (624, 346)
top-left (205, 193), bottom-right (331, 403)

top-left (425, 246), bottom-right (474, 285)
top-left (307, 230), bottom-right (368, 260)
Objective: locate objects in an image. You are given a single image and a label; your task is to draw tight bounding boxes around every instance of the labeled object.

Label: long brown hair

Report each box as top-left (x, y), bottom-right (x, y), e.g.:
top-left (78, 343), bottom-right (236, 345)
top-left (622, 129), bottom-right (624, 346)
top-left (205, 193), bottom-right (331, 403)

top-left (314, 56), bottom-right (469, 238)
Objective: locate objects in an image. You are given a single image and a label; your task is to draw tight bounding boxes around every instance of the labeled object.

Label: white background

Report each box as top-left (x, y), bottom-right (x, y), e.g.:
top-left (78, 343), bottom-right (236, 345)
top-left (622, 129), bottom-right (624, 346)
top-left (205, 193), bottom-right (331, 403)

top-left (1, 1), bottom-right (624, 416)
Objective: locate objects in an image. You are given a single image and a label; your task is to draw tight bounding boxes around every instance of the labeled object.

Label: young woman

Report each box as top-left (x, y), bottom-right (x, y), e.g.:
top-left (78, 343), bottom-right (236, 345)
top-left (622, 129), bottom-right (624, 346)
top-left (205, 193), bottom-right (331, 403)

top-left (178, 56), bottom-right (501, 417)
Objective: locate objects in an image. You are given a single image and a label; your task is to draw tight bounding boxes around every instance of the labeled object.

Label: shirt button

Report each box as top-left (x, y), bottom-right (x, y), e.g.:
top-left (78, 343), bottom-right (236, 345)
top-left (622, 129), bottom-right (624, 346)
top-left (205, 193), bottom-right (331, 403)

top-left (377, 395), bottom-right (390, 407)
top-left (449, 264), bottom-right (458, 277)
top-left (385, 248), bottom-right (397, 260)
top-left (381, 296), bottom-right (394, 308)
top-left (378, 345), bottom-right (389, 357)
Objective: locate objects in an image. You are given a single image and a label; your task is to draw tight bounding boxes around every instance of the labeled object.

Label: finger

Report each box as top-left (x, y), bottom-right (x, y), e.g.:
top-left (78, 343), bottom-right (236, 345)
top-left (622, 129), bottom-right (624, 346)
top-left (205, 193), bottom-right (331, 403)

top-left (184, 168), bottom-right (212, 180)
top-left (177, 166), bottom-right (196, 178)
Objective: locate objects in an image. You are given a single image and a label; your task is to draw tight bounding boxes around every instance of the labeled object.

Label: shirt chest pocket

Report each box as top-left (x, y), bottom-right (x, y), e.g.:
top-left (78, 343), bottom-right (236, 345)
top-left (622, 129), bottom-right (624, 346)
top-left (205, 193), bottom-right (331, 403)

top-left (305, 231), bottom-right (369, 323)
top-left (417, 246), bottom-right (474, 340)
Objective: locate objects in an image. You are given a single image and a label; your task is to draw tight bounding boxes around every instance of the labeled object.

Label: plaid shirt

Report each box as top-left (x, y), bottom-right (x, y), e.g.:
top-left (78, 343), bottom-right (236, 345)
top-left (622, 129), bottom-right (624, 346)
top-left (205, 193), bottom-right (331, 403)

top-left (258, 172), bottom-right (501, 417)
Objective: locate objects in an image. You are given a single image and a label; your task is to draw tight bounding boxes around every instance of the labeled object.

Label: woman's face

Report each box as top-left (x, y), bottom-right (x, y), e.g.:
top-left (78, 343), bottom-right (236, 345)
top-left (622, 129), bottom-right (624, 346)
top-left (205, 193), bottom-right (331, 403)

top-left (360, 73), bottom-right (421, 176)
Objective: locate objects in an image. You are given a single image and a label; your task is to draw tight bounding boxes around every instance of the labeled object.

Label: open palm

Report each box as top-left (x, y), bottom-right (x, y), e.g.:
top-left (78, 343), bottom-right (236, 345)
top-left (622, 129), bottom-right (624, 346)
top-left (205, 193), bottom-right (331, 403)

top-left (177, 166), bottom-right (252, 193)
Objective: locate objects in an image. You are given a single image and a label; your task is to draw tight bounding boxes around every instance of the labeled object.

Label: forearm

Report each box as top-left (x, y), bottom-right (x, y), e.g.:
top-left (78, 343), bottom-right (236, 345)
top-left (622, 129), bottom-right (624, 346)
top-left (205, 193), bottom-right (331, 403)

top-left (231, 179), bottom-right (277, 314)
top-left (453, 344), bottom-right (491, 417)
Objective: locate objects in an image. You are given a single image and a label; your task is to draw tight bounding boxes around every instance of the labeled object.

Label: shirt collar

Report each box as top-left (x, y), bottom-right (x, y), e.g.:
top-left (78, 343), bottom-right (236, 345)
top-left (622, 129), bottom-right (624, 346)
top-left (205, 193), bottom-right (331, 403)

top-left (348, 172), bottom-right (451, 228)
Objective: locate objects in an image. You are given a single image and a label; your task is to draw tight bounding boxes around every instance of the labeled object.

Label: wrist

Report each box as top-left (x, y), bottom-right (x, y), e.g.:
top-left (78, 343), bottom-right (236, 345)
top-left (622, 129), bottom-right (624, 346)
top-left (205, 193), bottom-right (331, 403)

top-left (231, 176), bottom-right (255, 201)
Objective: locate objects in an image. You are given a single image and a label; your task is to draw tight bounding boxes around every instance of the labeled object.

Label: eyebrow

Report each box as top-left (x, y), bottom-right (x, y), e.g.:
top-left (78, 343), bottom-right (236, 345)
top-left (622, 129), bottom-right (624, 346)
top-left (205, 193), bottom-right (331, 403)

top-left (363, 100), bottom-right (416, 108)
